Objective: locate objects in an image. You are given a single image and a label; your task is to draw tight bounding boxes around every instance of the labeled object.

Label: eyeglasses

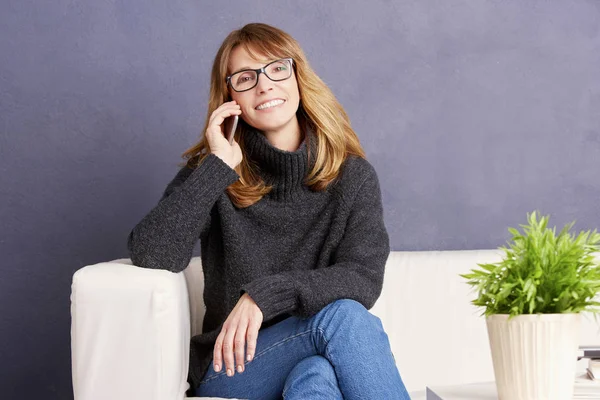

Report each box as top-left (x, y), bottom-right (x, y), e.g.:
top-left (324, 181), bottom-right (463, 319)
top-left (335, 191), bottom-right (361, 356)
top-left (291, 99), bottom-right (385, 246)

top-left (226, 58), bottom-right (294, 92)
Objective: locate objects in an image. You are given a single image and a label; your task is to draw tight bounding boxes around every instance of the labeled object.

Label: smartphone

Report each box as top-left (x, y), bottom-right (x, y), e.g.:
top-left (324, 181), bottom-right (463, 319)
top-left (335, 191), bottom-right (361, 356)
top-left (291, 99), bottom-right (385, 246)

top-left (223, 115), bottom-right (239, 145)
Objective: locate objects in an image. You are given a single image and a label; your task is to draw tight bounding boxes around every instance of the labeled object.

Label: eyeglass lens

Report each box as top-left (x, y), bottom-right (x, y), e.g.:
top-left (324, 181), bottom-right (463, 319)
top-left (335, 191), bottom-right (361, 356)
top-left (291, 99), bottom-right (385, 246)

top-left (231, 59), bottom-right (292, 92)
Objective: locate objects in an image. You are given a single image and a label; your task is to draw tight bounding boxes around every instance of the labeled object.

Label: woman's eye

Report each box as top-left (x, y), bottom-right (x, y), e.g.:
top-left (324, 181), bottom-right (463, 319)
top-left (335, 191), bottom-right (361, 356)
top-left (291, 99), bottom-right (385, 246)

top-left (236, 74), bottom-right (254, 84)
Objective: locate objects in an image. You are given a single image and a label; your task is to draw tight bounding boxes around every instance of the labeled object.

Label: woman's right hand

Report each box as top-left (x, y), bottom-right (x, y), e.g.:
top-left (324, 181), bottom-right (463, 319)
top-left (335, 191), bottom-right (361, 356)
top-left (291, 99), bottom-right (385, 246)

top-left (206, 100), bottom-right (243, 169)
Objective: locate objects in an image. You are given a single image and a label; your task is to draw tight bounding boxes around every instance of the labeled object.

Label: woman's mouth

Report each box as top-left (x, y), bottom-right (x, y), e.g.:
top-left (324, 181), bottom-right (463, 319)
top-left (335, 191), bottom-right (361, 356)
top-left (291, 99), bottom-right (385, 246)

top-left (255, 99), bottom-right (285, 111)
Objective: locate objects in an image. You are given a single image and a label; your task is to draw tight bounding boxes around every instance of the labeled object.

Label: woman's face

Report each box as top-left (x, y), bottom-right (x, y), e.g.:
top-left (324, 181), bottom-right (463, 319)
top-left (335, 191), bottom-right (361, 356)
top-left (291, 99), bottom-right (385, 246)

top-left (227, 46), bottom-right (300, 135)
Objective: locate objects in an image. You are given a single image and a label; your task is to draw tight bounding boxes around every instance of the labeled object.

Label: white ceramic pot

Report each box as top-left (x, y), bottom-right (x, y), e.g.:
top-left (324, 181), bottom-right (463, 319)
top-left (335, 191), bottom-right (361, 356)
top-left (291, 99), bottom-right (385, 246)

top-left (486, 313), bottom-right (581, 400)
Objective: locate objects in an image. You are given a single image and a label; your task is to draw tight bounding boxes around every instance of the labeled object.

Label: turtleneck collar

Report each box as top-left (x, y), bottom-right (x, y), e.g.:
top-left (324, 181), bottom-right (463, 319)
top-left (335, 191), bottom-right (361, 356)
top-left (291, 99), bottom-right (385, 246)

top-left (243, 124), bottom-right (317, 202)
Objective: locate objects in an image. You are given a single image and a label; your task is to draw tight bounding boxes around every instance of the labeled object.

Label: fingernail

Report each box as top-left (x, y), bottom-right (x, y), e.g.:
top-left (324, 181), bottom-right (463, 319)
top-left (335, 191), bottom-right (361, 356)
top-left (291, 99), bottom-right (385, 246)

top-left (247, 355), bottom-right (252, 362)
top-left (237, 365), bottom-right (243, 373)
top-left (227, 368), bottom-right (233, 377)
top-left (214, 364), bottom-right (220, 372)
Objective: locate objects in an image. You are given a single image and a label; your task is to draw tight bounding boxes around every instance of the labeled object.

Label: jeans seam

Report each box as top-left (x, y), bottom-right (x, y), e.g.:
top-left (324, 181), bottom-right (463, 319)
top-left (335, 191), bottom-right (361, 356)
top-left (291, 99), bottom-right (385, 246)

top-left (199, 329), bottom-right (316, 385)
top-left (318, 327), bottom-right (333, 362)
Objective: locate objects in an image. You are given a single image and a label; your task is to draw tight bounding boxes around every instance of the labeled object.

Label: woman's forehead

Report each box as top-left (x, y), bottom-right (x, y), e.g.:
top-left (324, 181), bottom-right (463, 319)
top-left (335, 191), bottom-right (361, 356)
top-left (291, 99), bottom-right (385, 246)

top-left (228, 46), bottom-right (276, 71)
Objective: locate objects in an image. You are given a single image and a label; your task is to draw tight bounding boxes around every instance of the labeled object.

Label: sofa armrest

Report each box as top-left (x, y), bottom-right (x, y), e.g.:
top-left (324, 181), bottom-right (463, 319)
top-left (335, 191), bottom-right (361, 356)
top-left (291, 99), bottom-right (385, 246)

top-left (70, 259), bottom-right (191, 400)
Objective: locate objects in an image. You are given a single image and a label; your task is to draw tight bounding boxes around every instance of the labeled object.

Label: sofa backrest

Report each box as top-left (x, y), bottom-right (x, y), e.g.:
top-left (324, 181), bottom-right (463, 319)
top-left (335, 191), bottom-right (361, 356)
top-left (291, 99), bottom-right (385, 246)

top-left (370, 249), bottom-right (501, 391)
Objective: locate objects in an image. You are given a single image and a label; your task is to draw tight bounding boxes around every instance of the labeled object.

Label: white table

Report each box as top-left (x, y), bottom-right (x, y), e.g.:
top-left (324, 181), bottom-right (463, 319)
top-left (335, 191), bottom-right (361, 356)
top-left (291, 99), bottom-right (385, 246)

top-left (426, 382), bottom-right (496, 400)
top-left (425, 376), bottom-right (600, 400)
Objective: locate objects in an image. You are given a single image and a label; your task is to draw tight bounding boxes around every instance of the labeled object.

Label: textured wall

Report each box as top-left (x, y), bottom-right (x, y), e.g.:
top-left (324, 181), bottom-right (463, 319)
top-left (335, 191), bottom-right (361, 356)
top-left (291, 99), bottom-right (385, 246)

top-left (1, 0), bottom-right (599, 398)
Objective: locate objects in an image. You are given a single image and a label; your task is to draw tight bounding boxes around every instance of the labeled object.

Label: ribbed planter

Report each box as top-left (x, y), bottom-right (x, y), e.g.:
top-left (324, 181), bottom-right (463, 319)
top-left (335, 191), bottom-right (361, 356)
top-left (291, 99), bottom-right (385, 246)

top-left (486, 313), bottom-right (581, 400)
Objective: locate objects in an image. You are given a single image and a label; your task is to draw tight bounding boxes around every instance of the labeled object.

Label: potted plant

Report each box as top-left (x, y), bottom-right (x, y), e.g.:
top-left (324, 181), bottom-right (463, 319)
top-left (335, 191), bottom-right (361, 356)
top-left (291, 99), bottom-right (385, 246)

top-left (462, 211), bottom-right (600, 400)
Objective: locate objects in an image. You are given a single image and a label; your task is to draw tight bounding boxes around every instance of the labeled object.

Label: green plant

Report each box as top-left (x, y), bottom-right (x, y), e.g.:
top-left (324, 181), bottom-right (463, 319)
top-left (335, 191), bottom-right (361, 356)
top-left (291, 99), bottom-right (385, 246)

top-left (461, 211), bottom-right (600, 317)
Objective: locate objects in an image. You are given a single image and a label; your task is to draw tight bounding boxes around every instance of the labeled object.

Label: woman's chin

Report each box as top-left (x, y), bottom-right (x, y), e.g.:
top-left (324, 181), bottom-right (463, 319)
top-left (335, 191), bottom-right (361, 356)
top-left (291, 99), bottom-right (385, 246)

top-left (252, 120), bottom-right (287, 133)
top-left (245, 112), bottom-right (297, 133)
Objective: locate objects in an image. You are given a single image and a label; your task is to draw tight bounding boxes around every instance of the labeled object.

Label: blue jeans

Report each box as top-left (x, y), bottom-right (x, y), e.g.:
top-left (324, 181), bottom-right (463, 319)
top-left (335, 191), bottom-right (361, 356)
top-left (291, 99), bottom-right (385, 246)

top-left (194, 299), bottom-right (410, 399)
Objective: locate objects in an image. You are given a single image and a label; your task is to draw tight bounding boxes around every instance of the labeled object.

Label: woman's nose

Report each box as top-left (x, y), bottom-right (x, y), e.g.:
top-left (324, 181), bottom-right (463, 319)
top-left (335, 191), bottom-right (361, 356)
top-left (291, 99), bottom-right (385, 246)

top-left (255, 73), bottom-right (273, 93)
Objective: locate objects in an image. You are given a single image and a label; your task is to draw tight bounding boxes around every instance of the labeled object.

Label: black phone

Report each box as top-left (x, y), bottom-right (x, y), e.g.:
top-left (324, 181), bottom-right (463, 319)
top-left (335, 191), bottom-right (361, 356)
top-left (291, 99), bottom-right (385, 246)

top-left (223, 115), bottom-right (239, 145)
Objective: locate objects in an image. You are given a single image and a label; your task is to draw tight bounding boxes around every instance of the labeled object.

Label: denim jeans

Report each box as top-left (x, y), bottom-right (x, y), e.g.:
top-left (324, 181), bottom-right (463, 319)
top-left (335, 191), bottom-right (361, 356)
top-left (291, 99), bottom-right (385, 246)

top-left (194, 299), bottom-right (410, 399)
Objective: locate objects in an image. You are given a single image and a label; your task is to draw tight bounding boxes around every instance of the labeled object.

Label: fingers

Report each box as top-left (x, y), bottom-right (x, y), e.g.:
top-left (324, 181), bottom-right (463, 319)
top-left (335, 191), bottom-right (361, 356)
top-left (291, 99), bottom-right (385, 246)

top-left (213, 329), bottom-right (225, 373)
top-left (212, 297), bottom-right (263, 378)
top-left (212, 320), bottom-right (259, 377)
top-left (206, 103), bottom-right (242, 148)
top-left (246, 317), bottom-right (261, 363)
top-left (213, 325), bottom-right (244, 378)
top-left (208, 101), bottom-right (242, 129)
top-left (222, 327), bottom-right (237, 377)
top-left (234, 321), bottom-right (248, 373)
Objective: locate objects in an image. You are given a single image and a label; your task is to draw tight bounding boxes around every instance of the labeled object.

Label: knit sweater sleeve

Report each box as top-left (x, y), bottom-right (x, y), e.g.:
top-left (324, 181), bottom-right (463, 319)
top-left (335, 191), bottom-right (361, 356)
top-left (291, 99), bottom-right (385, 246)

top-left (240, 166), bottom-right (390, 322)
top-left (127, 154), bottom-right (240, 273)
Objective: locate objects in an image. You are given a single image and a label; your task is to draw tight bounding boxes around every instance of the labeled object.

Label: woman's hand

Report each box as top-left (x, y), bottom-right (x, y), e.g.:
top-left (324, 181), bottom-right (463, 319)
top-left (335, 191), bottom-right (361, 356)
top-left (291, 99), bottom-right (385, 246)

top-left (213, 293), bottom-right (263, 377)
top-left (205, 100), bottom-right (243, 169)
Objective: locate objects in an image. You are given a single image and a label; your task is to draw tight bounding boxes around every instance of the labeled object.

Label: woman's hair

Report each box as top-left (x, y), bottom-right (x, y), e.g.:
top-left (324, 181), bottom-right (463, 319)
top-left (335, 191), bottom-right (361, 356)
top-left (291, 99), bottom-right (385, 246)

top-left (180, 22), bottom-right (366, 208)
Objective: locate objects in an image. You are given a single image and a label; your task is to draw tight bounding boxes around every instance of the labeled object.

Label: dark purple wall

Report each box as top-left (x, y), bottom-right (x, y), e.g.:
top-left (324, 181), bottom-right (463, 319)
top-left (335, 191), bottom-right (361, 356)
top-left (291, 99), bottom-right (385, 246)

top-left (1, 1), bottom-right (599, 398)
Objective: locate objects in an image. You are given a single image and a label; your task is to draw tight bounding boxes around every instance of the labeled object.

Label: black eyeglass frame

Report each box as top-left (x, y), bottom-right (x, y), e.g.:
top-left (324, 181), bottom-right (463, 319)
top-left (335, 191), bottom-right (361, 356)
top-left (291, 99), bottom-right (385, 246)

top-left (226, 58), bottom-right (294, 92)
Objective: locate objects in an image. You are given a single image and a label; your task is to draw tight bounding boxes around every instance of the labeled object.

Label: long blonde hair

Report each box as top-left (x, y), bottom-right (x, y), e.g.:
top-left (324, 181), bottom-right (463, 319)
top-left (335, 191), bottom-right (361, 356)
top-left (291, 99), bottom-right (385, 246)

top-left (181, 22), bottom-right (366, 208)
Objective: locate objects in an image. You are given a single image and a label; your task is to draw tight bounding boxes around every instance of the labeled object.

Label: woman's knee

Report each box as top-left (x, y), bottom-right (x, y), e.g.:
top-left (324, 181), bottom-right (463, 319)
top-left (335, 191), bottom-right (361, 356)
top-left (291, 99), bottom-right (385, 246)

top-left (322, 299), bottom-right (382, 327)
top-left (332, 298), bottom-right (368, 312)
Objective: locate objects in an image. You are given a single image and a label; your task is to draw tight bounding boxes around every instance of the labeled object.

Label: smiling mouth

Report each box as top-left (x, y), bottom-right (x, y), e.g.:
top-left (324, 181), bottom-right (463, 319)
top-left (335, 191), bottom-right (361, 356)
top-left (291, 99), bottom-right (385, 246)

top-left (255, 99), bottom-right (285, 110)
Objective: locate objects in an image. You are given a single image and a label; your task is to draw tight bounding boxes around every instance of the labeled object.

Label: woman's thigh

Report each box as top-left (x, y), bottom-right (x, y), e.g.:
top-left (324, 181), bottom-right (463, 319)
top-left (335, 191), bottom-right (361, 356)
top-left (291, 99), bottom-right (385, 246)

top-left (195, 315), bottom-right (319, 400)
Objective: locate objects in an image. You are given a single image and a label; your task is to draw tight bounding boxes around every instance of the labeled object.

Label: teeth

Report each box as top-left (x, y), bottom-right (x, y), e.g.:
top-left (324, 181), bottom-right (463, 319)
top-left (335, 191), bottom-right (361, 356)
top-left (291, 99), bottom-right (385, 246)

top-left (256, 99), bottom-right (284, 110)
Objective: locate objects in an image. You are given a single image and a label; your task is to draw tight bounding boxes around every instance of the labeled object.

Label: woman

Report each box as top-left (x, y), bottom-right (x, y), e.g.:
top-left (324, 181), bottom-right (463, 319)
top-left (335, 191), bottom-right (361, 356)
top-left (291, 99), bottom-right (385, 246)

top-left (127, 22), bottom-right (410, 399)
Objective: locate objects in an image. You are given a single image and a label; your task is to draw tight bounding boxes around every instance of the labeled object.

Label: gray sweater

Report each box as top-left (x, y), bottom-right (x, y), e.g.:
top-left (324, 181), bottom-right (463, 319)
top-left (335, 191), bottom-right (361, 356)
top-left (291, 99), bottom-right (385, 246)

top-left (127, 127), bottom-right (391, 390)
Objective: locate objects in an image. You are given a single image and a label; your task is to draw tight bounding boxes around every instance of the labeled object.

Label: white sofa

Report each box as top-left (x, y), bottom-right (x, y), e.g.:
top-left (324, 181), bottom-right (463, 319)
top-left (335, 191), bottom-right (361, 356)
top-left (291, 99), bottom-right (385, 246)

top-left (70, 250), bottom-right (600, 400)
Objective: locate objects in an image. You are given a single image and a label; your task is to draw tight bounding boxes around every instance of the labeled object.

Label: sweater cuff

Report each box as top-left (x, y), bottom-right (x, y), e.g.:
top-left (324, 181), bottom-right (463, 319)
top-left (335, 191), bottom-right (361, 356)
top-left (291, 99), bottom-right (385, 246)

top-left (241, 274), bottom-right (298, 323)
top-left (183, 154), bottom-right (240, 197)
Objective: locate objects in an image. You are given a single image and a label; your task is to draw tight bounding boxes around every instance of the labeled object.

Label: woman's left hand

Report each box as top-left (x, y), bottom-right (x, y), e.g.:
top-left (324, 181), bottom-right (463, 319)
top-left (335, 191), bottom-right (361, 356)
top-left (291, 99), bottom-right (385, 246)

top-left (213, 293), bottom-right (263, 377)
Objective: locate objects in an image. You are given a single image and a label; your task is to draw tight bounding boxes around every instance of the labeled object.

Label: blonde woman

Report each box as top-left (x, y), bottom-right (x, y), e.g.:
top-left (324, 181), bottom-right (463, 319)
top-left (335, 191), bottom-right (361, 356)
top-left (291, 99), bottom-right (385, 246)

top-left (127, 22), bottom-right (409, 399)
